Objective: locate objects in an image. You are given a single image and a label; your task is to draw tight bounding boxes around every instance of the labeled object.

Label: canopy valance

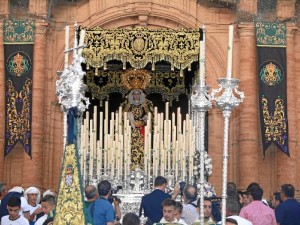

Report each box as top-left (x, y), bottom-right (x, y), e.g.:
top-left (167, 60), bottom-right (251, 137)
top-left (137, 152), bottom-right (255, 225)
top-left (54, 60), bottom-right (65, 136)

top-left (81, 27), bottom-right (201, 73)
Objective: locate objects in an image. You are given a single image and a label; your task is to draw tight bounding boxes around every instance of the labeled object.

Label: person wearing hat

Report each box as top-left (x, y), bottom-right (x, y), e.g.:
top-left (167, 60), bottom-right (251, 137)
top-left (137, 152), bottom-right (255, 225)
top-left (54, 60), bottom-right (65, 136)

top-left (25, 187), bottom-right (44, 224)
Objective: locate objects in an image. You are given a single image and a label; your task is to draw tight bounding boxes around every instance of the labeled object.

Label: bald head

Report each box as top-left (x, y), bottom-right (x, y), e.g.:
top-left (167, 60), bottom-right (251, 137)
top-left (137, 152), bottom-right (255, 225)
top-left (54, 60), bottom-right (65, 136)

top-left (183, 184), bottom-right (197, 203)
top-left (85, 185), bottom-right (98, 201)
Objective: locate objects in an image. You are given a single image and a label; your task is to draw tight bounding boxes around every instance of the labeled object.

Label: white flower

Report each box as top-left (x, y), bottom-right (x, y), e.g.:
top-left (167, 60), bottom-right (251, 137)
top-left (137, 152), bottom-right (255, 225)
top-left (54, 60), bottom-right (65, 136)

top-left (193, 150), bottom-right (213, 181)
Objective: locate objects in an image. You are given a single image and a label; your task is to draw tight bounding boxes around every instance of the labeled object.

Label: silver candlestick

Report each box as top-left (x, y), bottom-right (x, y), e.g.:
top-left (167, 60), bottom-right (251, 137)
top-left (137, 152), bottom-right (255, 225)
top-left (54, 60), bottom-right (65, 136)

top-left (191, 83), bottom-right (212, 225)
top-left (211, 77), bottom-right (244, 225)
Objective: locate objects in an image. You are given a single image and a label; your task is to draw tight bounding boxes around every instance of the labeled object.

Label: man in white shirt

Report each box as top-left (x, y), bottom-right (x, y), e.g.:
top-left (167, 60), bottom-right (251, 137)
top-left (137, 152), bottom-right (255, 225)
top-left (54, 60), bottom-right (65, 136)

top-left (34, 195), bottom-right (56, 225)
top-left (1, 196), bottom-right (29, 225)
top-left (155, 198), bottom-right (184, 224)
top-left (25, 186), bottom-right (43, 223)
top-left (224, 199), bottom-right (252, 225)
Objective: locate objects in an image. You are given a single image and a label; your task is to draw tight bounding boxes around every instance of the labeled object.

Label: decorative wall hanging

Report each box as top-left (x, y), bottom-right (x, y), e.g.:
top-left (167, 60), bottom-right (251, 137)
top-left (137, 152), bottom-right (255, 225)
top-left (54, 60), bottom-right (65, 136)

top-left (255, 21), bottom-right (289, 156)
top-left (4, 19), bottom-right (35, 157)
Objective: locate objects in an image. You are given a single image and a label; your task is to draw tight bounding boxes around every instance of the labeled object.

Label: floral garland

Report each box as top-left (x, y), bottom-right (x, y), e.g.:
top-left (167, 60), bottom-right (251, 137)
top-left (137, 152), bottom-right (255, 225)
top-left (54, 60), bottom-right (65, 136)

top-left (193, 150), bottom-right (212, 181)
top-left (196, 181), bottom-right (217, 198)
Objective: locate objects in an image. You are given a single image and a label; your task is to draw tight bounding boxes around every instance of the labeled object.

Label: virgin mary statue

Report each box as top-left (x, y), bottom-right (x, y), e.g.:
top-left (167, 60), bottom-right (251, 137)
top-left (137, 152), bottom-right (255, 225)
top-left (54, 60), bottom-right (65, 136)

top-left (121, 70), bottom-right (153, 170)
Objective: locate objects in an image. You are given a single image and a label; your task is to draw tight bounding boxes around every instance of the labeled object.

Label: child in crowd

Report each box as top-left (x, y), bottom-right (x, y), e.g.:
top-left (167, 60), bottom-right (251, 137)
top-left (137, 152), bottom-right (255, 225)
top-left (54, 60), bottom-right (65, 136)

top-left (1, 196), bottom-right (29, 225)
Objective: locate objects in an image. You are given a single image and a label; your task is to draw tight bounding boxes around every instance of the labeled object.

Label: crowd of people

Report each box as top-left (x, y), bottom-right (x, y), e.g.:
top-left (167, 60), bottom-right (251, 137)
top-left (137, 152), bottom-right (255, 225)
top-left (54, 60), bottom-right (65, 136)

top-left (0, 183), bottom-right (56, 225)
top-left (1, 178), bottom-right (300, 225)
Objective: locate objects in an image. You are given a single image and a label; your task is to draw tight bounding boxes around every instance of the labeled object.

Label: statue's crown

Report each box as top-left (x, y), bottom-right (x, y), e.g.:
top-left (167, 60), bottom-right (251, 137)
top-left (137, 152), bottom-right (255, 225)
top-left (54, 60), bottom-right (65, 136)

top-left (122, 69), bottom-right (151, 90)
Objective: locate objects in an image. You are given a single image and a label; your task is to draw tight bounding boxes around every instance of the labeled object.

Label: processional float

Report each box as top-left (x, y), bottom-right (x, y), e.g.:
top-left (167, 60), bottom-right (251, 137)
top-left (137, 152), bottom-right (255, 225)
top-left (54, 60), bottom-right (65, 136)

top-left (55, 23), bottom-right (244, 225)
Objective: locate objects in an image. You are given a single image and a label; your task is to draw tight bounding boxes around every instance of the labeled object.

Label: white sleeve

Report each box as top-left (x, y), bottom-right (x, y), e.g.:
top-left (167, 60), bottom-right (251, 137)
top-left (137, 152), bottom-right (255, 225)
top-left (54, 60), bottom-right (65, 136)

top-left (20, 197), bottom-right (30, 213)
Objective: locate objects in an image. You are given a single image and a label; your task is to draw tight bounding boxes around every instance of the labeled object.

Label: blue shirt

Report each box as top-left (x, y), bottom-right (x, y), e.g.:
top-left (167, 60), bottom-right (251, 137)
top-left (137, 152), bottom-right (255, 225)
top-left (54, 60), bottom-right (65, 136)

top-left (140, 189), bottom-right (171, 224)
top-left (275, 198), bottom-right (300, 225)
top-left (92, 198), bottom-right (115, 225)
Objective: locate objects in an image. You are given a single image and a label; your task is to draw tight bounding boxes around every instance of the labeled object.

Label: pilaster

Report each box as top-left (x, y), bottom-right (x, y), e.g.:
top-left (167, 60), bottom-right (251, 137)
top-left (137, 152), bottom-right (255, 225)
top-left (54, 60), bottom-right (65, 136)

top-left (237, 23), bottom-right (259, 190)
top-left (276, 25), bottom-right (298, 187)
top-left (21, 20), bottom-right (49, 188)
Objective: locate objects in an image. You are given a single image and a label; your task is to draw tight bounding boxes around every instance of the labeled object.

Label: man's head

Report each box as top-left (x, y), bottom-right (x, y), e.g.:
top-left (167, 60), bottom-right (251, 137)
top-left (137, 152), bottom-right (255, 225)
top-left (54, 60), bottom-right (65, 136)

top-left (197, 198), bottom-right (212, 219)
top-left (174, 201), bottom-right (183, 220)
top-left (0, 182), bottom-right (7, 200)
top-left (41, 195), bottom-right (56, 215)
top-left (204, 198), bottom-right (212, 219)
top-left (281, 184), bottom-right (295, 200)
top-left (226, 199), bottom-right (240, 216)
top-left (7, 196), bottom-right (21, 220)
top-left (246, 182), bottom-right (260, 202)
top-left (25, 187), bottom-right (41, 205)
top-left (248, 186), bottom-right (263, 201)
top-left (154, 176), bottom-right (167, 191)
top-left (271, 192), bottom-right (282, 209)
top-left (98, 180), bottom-right (111, 197)
top-left (122, 213), bottom-right (140, 225)
top-left (183, 184), bottom-right (197, 203)
top-left (161, 198), bottom-right (177, 222)
top-left (85, 185), bottom-right (98, 202)
top-left (227, 182), bottom-right (237, 193)
top-left (241, 191), bottom-right (251, 206)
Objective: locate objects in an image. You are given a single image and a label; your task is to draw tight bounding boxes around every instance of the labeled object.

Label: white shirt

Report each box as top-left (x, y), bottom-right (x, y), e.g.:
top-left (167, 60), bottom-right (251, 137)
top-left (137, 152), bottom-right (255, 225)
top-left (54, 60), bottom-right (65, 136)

top-left (159, 217), bottom-right (183, 224)
top-left (1, 215), bottom-right (29, 225)
top-left (178, 218), bottom-right (188, 225)
top-left (216, 215), bottom-right (253, 225)
top-left (20, 197), bottom-right (30, 216)
top-left (28, 203), bottom-right (42, 222)
top-left (34, 214), bottom-right (47, 225)
top-left (227, 215), bottom-right (253, 225)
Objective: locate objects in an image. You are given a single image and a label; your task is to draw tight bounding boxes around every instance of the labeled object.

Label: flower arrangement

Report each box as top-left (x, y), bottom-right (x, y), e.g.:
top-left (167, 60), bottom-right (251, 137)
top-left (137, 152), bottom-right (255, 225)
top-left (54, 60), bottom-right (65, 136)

top-left (196, 181), bottom-right (217, 198)
top-left (193, 150), bottom-right (212, 182)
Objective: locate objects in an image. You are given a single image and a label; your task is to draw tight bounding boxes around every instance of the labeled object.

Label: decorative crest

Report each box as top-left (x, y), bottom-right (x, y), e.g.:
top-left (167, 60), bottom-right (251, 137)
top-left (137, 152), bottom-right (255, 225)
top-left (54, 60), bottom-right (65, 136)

top-left (121, 69), bottom-right (151, 90)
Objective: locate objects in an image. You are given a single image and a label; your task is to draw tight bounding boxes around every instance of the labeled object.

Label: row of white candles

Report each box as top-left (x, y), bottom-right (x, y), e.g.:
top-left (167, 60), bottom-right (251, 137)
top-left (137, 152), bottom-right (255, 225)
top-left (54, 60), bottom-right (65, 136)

top-left (79, 102), bottom-right (196, 182)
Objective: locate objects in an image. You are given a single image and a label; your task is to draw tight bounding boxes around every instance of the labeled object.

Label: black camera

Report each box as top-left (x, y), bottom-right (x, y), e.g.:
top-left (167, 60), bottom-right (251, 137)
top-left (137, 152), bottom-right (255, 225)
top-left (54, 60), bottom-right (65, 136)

top-left (108, 185), bottom-right (122, 204)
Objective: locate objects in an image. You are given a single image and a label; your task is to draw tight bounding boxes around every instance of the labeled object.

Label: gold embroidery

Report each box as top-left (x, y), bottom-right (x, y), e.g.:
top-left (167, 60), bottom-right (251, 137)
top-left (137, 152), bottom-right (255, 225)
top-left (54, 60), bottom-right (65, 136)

top-left (6, 79), bottom-right (31, 149)
top-left (54, 144), bottom-right (86, 225)
top-left (82, 27), bottom-right (200, 70)
top-left (262, 97), bottom-right (287, 146)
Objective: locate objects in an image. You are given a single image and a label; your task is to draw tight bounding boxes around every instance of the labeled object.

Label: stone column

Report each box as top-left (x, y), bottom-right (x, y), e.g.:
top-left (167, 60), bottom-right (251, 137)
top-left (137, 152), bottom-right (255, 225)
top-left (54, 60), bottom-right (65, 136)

top-left (277, 25), bottom-right (297, 187)
top-left (21, 21), bottom-right (48, 188)
top-left (237, 23), bottom-right (259, 189)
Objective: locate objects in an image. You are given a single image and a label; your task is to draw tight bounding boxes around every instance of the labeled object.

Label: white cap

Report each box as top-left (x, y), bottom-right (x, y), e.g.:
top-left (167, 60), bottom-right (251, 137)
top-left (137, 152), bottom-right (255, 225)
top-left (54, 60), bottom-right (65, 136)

top-left (25, 187), bottom-right (41, 204)
top-left (8, 186), bottom-right (24, 194)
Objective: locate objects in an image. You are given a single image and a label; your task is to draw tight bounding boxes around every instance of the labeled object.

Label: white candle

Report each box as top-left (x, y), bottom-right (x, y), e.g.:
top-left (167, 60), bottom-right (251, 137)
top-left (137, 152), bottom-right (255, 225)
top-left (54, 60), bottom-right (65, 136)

top-left (78, 29), bottom-right (85, 56)
top-left (99, 112), bottom-right (103, 149)
top-left (165, 102), bottom-right (169, 121)
top-left (199, 26), bottom-right (205, 85)
top-left (227, 25), bottom-right (234, 78)
top-left (96, 141), bottom-right (101, 178)
top-left (64, 26), bottom-right (69, 69)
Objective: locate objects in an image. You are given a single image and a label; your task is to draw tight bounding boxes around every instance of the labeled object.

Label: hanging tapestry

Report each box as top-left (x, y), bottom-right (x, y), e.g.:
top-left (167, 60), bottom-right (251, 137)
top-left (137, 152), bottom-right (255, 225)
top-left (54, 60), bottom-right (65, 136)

top-left (255, 21), bottom-right (289, 156)
top-left (3, 19), bottom-right (35, 157)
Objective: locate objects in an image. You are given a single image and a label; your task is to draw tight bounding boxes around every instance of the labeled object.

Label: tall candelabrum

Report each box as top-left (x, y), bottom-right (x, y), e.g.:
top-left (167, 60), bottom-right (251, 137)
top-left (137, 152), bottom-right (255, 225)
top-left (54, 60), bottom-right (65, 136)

top-left (211, 78), bottom-right (244, 225)
top-left (191, 83), bottom-right (212, 225)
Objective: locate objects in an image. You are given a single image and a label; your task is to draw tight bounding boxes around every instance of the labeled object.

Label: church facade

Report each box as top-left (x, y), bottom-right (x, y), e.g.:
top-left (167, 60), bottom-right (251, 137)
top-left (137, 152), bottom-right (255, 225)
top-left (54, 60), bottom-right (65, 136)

top-left (0, 0), bottom-right (300, 199)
